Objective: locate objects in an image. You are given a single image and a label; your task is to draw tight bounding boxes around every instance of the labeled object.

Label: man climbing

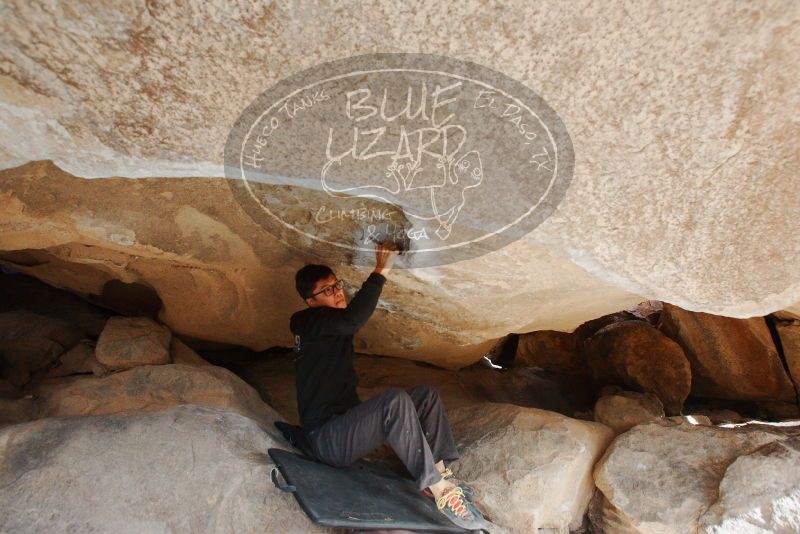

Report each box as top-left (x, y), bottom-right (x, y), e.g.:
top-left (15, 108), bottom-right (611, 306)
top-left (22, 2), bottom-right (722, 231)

top-left (290, 241), bottom-right (487, 531)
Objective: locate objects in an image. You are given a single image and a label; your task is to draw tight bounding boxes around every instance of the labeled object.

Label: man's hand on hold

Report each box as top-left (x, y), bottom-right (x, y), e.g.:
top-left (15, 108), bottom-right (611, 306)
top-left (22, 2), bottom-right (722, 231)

top-left (373, 241), bottom-right (400, 277)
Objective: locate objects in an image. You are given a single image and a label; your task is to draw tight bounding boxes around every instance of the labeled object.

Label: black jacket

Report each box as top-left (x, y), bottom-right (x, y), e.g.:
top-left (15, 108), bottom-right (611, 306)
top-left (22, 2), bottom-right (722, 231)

top-left (289, 272), bottom-right (386, 430)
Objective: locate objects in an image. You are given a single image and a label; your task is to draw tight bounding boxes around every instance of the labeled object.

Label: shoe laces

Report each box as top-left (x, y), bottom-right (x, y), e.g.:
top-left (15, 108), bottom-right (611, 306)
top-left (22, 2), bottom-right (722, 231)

top-left (441, 467), bottom-right (463, 484)
top-left (436, 485), bottom-right (472, 519)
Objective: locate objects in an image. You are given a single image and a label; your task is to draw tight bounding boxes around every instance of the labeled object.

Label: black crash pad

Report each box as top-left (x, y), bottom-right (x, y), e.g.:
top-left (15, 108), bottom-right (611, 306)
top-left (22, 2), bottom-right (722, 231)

top-left (268, 448), bottom-right (483, 533)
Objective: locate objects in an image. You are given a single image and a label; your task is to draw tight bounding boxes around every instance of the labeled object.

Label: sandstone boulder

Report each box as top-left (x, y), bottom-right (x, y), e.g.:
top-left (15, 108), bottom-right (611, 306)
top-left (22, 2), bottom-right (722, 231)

top-left (698, 436), bottom-right (800, 533)
top-left (586, 320), bottom-right (691, 414)
top-left (32, 363), bottom-right (281, 430)
top-left (95, 316), bottom-right (172, 370)
top-left (0, 310), bottom-right (85, 386)
top-left (659, 303), bottom-right (795, 402)
top-left (514, 330), bottom-right (583, 374)
top-left (592, 419), bottom-right (799, 533)
top-left (594, 388), bottom-right (665, 434)
top-left (0, 405), bottom-right (326, 533)
top-left (448, 402), bottom-right (614, 533)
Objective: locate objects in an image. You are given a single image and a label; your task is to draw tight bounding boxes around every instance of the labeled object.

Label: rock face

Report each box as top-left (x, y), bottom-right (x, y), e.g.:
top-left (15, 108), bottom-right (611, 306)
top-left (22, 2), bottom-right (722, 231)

top-left (2, 2), bottom-right (800, 365)
top-left (95, 316), bottom-right (172, 370)
top-left (0, 161), bottom-right (638, 369)
top-left (592, 419), bottom-right (800, 533)
top-left (448, 402), bottom-right (614, 533)
top-left (659, 303), bottom-right (796, 402)
top-left (585, 321), bottom-right (691, 415)
top-left (0, 405), bottom-right (326, 534)
top-left (594, 388), bottom-right (665, 434)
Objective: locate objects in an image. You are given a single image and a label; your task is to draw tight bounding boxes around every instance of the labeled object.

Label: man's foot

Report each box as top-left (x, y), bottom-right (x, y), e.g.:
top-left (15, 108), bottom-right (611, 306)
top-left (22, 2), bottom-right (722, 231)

top-left (434, 485), bottom-right (486, 530)
top-left (422, 486), bottom-right (486, 530)
top-left (440, 466), bottom-right (477, 502)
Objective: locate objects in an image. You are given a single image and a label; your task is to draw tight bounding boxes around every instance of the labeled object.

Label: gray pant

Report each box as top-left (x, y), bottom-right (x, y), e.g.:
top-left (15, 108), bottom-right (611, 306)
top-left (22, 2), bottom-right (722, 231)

top-left (306, 384), bottom-right (460, 491)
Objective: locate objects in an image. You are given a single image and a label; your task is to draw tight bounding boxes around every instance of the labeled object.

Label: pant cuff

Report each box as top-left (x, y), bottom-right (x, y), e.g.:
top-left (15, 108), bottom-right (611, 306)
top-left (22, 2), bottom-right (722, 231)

top-left (417, 469), bottom-right (443, 491)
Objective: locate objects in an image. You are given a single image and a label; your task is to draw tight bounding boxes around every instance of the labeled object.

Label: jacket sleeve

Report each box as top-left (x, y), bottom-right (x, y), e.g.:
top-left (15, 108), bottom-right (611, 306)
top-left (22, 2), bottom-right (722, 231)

top-left (290, 272), bottom-right (386, 337)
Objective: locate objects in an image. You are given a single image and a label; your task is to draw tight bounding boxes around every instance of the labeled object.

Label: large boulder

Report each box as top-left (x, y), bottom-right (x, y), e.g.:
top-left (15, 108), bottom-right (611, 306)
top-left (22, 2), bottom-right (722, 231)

top-left (0, 310), bottom-right (85, 386)
top-left (2, 3), bottom-right (800, 367)
top-left (592, 419), bottom-right (800, 533)
top-left (658, 303), bottom-right (796, 402)
top-left (698, 436), bottom-right (800, 533)
top-left (448, 402), bottom-right (614, 533)
top-left (31, 363), bottom-right (281, 430)
top-left (0, 405), bottom-right (327, 533)
top-left (585, 320), bottom-right (691, 415)
top-left (95, 316), bottom-right (172, 370)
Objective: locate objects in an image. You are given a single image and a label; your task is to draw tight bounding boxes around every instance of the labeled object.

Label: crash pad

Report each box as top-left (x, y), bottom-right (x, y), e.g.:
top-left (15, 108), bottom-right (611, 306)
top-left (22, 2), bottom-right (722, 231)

top-left (268, 447), bottom-right (483, 533)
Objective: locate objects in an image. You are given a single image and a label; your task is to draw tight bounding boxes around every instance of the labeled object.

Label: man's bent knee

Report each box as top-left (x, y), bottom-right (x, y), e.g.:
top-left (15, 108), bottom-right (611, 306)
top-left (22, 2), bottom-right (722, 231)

top-left (382, 387), bottom-right (414, 412)
top-left (410, 383), bottom-right (438, 399)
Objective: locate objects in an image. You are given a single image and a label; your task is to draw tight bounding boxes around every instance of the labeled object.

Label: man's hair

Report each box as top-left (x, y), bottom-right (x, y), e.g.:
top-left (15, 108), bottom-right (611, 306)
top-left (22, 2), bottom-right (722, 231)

top-left (295, 264), bottom-right (335, 299)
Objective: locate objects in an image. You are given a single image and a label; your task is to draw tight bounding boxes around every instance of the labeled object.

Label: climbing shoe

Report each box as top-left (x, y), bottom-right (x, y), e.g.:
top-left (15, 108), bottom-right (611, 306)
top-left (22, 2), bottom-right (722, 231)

top-left (441, 467), bottom-right (477, 501)
top-left (434, 485), bottom-right (486, 531)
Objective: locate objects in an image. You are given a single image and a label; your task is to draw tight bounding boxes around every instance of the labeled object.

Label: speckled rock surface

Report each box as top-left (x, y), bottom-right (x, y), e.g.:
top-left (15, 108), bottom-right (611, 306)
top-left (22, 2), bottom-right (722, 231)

top-left (0, 405), bottom-right (328, 534)
top-left (592, 419), bottom-right (800, 533)
top-left (448, 402), bottom-right (614, 533)
top-left (698, 436), bottom-right (800, 533)
top-left (1, 2), bottom-right (799, 364)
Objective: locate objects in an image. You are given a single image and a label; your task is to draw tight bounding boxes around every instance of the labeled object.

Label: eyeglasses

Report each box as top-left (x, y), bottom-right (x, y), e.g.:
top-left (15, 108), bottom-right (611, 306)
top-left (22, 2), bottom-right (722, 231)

top-left (309, 279), bottom-right (344, 298)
